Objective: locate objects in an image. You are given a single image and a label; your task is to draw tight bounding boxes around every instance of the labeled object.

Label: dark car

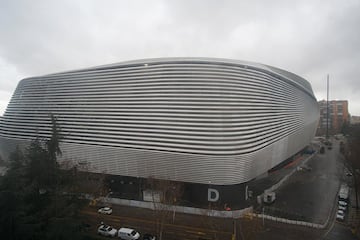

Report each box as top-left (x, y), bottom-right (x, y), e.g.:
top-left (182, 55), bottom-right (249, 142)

top-left (143, 233), bottom-right (156, 240)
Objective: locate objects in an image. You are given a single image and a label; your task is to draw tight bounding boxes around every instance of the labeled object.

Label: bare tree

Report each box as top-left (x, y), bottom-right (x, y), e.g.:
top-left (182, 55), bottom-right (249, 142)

top-left (144, 177), bottom-right (183, 240)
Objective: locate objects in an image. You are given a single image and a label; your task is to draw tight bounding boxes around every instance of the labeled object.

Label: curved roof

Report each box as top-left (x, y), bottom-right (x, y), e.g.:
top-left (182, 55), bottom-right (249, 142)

top-left (1, 57), bottom-right (320, 184)
top-left (43, 57), bottom-right (315, 100)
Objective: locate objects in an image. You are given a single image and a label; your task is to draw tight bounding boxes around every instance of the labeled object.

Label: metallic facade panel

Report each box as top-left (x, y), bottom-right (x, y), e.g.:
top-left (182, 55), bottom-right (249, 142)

top-left (0, 58), bottom-right (319, 185)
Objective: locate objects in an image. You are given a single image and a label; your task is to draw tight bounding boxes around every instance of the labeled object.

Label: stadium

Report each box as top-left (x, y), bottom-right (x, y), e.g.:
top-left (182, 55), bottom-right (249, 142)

top-left (0, 58), bottom-right (319, 208)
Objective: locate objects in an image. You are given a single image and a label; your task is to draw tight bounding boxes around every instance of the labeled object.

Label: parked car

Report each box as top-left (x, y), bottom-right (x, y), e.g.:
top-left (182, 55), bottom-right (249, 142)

top-left (98, 206), bottom-right (113, 215)
top-left (339, 200), bottom-right (348, 207)
top-left (336, 210), bottom-right (345, 221)
top-left (118, 227), bottom-right (140, 240)
top-left (338, 205), bottom-right (347, 211)
top-left (97, 224), bottom-right (117, 237)
top-left (143, 233), bottom-right (156, 240)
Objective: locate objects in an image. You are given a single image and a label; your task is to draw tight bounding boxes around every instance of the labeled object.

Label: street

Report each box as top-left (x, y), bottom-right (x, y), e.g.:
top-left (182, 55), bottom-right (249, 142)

top-left (269, 140), bottom-right (343, 223)
top-left (78, 138), bottom-right (358, 240)
top-left (80, 205), bottom-right (234, 240)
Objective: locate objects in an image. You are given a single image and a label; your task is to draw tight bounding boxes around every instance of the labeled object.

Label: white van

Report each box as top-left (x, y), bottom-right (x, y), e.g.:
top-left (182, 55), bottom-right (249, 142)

top-left (118, 228), bottom-right (140, 240)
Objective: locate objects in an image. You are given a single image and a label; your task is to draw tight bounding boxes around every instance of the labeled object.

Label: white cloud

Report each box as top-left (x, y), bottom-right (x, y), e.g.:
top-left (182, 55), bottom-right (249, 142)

top-left (0, 0), bottom-right (360, 115)
top-left (0, 57), bottom-right (25, 115)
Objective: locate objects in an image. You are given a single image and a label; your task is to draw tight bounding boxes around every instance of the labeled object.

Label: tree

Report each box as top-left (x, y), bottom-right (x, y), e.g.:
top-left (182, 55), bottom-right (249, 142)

top-left (46, 114), bottom-right (62, 164)
top-left (341, 121), bottom-right (350, 135)
top-left (25, 114), bottom-right (63, 191)
top-left (145, 177), bottom-right (184, 240)
top-left (9, 145), bottom-right (25, 170)
top-left (26, 138), bottom-right (53, 189)
top-left (343, 124), bottom-right (360, 209)
top-left (0, 114), bottom-right (87, 239)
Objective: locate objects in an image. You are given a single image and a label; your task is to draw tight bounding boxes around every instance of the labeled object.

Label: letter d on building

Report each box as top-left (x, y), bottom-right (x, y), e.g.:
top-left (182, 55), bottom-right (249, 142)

top-left (208, 188), bottom-right (219, 202)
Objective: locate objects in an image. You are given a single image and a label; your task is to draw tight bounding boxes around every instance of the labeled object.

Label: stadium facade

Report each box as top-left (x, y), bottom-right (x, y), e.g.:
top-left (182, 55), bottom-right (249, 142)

top-left (0, 58), bottom-right (319, 208)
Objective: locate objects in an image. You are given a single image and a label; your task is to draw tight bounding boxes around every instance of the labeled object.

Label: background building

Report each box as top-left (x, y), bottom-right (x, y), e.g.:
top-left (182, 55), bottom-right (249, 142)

top-left (351, 115), bottom-right (360, 125)
top-left (317, 100), bottom-right (350, 135)
top-left (0, 58), bottom-right (319, 208)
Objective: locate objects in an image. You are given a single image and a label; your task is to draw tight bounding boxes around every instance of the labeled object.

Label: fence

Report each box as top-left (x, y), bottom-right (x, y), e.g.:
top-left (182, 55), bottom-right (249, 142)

top-left (100, 197), bottom-right (253, 218)
top-left (250, 213), bottom-right (325, 229)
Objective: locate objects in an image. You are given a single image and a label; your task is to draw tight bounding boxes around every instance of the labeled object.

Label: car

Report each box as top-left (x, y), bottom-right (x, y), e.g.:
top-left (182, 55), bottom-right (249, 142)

top-left (339, 200), bottom-right (348, 207)
top-left (143, 233), bottom-right (156, 240)
top-left (118, 227), bottom-right (140, 240)
top-left (98, 206), bottom-right (113, 215)
top-left (336, 210), bottom-right (345, 221)
top-left (97, 224), bottom-right (117, 237)
top-left (338, 205), bottom-right (347, 211)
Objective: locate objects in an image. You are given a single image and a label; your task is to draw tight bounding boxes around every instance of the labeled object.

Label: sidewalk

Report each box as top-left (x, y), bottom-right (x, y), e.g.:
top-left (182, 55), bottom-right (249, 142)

top-left (348, 187), bottom-right (360, 237)
top-left (248, 152), bottom-right (315, 204)
top-left (257, 142), bottom-right (342, 225)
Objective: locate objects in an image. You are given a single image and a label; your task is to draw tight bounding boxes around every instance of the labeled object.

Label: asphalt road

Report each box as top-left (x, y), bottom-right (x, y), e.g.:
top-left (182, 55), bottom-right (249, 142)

top-left (324, 222), bottom-right (357, 240)
top-left (269, 140), bottom-right (343, 223)
top-left (80, 205), bottom-right (235, 240)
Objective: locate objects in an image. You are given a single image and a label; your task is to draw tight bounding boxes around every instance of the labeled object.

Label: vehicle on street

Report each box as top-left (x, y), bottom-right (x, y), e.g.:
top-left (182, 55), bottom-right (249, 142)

top-left (336, 210), bottom-right (345, 221)
top-left (338, 184), bottom-right (349, 201)
top-left (338, 205), bottom-right (347, 211)
top-left (339, 200), bottom-right (348, 207)
top-left (98, 224), bottom-right (117, 237)
top-left (118, 227), bottom-right (140, 240)
top-left (143, 233), bottom-right (156, 240)
top-left (98, 206), bottom-right (113, 215)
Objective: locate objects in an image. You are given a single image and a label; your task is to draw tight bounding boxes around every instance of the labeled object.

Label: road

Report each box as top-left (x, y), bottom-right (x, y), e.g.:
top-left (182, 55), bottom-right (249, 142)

top-left (80, 205), bottom-right (234, 240)
top-left (324, 222), bottom-right (357, 240)
top-left (269, 140), bottom-right (343, 223)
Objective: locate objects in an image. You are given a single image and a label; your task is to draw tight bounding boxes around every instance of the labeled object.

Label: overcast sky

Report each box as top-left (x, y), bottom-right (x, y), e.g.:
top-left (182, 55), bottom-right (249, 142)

top-left (1, 0), bottom-right (359, 116)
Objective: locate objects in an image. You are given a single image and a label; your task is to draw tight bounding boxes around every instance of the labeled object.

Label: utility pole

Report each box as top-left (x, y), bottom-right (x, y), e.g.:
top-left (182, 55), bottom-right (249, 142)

top-left (326, 74), bottom-right (330, 140)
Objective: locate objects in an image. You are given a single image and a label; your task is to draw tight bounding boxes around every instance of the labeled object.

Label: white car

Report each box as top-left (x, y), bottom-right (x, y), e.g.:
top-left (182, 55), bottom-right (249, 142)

top-left (98, 224), bottom-right (117, 237)
top-left (336, 210), bottom-right (345, 221)
top-left (98, 207), bottom-right (113, 215)
top-left (338, 200), bottom-right (348, 207)
top-left (118, 227), bottom-right (140, 240)
top-left (338, 205), bottom-right (347, 211)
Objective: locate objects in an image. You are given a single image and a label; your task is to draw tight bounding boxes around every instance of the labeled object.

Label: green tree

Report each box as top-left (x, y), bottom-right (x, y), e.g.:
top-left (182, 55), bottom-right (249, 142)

top-left (26, 114), bottom-right (62, 190)
top-left (9, 145), bottom-right (25, 170)
top-left (0, 114), bottom-right (86, 239)
top-left (26, 138), bottom-right (52, 189)
top-left (46, 114), bottom-right (62, 164)
top-left (341, 121), bottom-right (350, 135)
